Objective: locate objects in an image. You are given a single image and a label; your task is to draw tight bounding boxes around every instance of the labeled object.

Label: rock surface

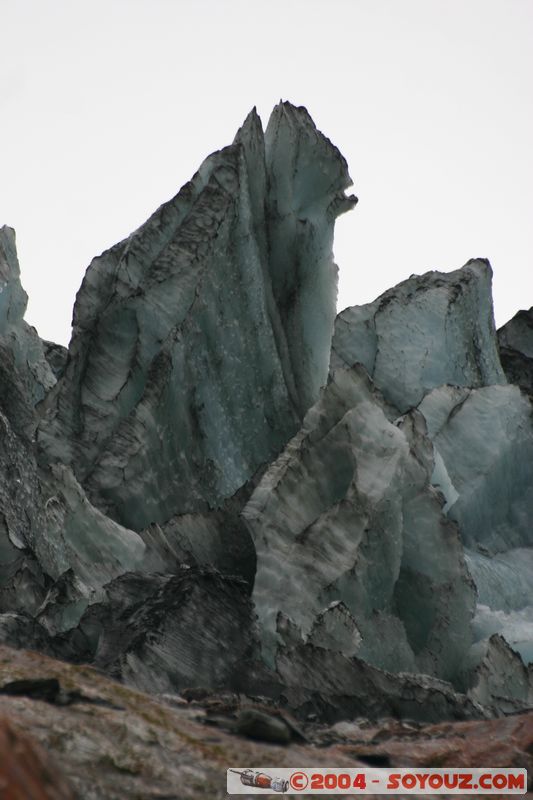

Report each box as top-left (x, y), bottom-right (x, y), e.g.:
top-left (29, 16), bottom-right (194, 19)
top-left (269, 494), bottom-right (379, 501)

top-left (0, 713), bottom-right (75, 799)
top-left (0, 645), bottom-right (531, 799)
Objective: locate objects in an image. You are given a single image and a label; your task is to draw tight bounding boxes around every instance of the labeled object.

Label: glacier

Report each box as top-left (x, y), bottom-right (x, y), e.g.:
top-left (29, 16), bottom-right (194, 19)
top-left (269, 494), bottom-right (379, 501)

top-left (37, 104), bottom-right (356, 531)
top-left (0, 102), bottom-right (532, 722)
top-left (330, 263), bottom-right (533, 707)
top-left (498, 307), bottom-right (533, 392)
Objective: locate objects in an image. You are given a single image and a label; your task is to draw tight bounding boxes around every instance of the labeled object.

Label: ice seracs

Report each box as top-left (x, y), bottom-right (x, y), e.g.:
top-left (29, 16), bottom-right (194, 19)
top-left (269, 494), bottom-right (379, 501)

top-left (0, 104), bottom-right (532, 721)
top-left (331, 259), bottom-right (506, 413)
top-left (37, 103), bottom-right (356, 531)
top-left (333, 261), bottom-right (533, 707)
top-left (498, 307), bottom-right (533, 392)
top-left (0, 226), bottom-right (56, 437)
top-left (244, 365), bottom-right (475, 683)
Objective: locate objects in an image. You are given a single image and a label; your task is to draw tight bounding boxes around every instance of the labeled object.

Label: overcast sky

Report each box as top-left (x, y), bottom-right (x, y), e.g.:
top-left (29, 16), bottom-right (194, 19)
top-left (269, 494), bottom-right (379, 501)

top-left (2, 0), bottom-right (532, 346)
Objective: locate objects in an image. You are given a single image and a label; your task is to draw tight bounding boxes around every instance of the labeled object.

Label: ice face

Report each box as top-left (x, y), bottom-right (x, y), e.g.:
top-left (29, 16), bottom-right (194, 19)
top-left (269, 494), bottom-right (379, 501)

top-left (415, 383), bottom-right (533, 688)
top-left (471, 605), bottom-right (533, 666)
top-left (0, 227), bottom-right (27, 330)
top-left (139, 486), bottom-right (256, 588)
top-left (264, 103), bottom-right (357, 414)
top-left (243, 365), bottom-right (475, 683)
top-left (0, 227), bottom-right (56, 438)
top-left (331, 260), bottom-right (506, 413)
top-left (461, 634), bottom-right (533, 711)
top-left (498, 307), bottom-right (533, 392)
top-left (0, 403), bottom-right (145, 632)
top-left (418, 384), bottom-right (533, 552)
top-left (0, 233), bottom-right (145, 632)
top-left (0, 229), bottom-right (93, 624)
top-left (327, 263), bottom-right (533, 708)
top-left (37, 104), bottom-right (356, 531)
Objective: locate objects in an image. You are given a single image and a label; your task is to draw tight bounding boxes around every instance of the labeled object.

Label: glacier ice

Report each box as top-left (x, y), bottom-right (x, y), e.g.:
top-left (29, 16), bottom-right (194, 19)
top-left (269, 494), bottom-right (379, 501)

top-left (415, 381), bottom-right (533, 684)
top-left (334, 262), bottom-right (533, 706)
top-left (37, 104), bottom-right (356, 531)
top-left (471, 606), bottom-right (533, 666)
top-left (0, 235), bottom-right (145, 629)
top-left (418, 384), bottom-right (533, 552)
top-left (0, 102), bottom-right (532, 722)
top-left (461, 634), bottom-right (533, 712)
top-left (498, 307), bottom-right (533, 392)
top-left (243, 365), bottom-right (475, 682)
top-left (0, 226), bottom-right (56, 437)
top-left (331, 259), bottom-right (506, 413)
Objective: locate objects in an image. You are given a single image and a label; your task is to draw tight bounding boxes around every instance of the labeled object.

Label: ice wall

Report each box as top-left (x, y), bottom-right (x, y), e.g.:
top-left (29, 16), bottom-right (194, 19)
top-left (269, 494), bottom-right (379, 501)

top-left (331, 260), bottom-right (506, 412)
top-left (498, 307), bottom-right (533, 392)
top-left (37, 104), bottom-right (356, 530)
top-left (333, 263), bottom-right (533, 706)
top-left (0, 104), bottom-right (531, 721)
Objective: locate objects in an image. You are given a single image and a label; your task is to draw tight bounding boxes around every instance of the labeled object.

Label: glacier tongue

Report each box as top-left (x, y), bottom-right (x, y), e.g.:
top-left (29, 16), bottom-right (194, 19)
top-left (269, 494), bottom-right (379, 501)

top-left (0, 102), bottom-right (532, 722)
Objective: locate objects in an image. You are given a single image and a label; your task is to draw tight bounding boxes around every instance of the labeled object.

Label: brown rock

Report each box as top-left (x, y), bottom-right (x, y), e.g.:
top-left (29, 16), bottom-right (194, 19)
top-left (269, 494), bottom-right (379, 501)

top-left (0, 644), bottom-right (531, 798)
top-left (0, 715), bottom-right (75, 799)
top-left (339, 712), bottom-right (533, 779)
top-left (233, 708), bottom-right (292, 744)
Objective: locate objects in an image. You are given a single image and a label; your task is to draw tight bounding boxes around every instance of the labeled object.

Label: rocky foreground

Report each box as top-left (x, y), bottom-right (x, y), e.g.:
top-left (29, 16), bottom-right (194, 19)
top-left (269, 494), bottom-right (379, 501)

top-left (0, 646), bottom-right (531, 799)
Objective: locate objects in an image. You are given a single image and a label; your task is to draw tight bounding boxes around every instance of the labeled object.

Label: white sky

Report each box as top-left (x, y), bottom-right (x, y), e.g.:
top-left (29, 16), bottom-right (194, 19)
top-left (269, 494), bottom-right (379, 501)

top-left (2, 0), bottom-right (532, 346)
